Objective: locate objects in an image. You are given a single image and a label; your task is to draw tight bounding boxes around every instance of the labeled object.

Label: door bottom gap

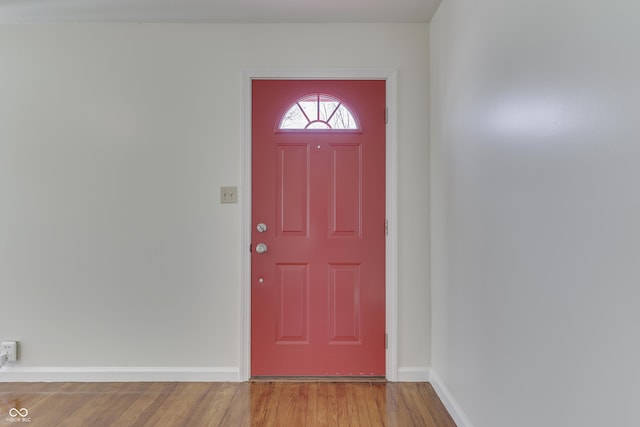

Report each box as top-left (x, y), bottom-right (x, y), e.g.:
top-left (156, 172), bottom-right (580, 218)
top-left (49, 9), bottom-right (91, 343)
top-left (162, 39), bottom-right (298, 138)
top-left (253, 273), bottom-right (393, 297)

top-left (250, 376), bottom-right (386, 383)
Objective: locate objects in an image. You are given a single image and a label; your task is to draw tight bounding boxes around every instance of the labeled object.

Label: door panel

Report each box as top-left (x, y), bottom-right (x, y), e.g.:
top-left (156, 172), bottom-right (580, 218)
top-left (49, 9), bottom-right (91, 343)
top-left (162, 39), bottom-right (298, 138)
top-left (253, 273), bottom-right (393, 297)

top-left (330, 145), bottom-right (362, 236)
top-left (276, 263), bottom-right (309, 343)
top-left (278, 145), bottom-right (309, 236)
top-left (251, 80), bottom-right (385, 376)
top-left (328, 263), bottom-right (362, 343)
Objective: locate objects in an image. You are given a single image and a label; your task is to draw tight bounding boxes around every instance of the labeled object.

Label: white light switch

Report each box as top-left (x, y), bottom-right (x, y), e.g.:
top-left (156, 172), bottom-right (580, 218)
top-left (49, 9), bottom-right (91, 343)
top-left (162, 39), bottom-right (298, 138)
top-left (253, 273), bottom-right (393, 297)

top-left (220, 186), bottom-right (238, 204)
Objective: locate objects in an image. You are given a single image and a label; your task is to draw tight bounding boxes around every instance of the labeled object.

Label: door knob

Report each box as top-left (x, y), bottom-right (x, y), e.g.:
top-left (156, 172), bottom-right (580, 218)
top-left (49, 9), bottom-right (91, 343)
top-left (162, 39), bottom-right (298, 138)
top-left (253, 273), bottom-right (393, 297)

top-left (255, 243), bottom-right (268, 254)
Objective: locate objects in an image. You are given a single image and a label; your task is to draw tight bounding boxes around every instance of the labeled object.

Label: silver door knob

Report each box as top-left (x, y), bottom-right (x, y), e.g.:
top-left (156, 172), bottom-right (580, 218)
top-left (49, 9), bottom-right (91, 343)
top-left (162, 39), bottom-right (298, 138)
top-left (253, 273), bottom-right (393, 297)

top-left (255, 243), bottom-right (268, 254)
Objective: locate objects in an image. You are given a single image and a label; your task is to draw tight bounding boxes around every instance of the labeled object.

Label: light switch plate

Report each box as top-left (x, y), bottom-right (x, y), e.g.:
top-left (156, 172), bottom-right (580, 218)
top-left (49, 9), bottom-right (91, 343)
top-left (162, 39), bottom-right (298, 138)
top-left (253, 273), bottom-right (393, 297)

top-left (220, 186), bottom-right (238, 204)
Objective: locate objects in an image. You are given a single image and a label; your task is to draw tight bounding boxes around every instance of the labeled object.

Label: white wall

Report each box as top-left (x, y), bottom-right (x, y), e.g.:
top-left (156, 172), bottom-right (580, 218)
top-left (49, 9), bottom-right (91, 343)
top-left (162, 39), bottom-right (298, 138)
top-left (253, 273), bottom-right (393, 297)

top-left (0, 23), bottom-right (430, 376)
top-left (431, 1), bottom-right (640, 426)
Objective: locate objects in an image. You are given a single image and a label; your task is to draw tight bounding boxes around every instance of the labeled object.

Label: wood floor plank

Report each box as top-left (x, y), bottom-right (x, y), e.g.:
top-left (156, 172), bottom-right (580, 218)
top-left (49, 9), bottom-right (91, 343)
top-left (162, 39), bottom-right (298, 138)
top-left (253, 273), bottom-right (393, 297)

top-left (119, 383), bottom-right (176, 426)
top-left (0, 381), bottom-right (456, 426)
top-left (193, 382), bottom-right (243, 426)
top-left (364, 384), bottom-right (387, 426)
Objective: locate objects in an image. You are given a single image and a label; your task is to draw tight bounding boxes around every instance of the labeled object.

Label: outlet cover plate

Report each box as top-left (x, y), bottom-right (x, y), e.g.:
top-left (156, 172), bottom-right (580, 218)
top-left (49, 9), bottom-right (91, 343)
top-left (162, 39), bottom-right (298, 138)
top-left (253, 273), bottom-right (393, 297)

top-left (1, 341), bottom-right (17, 362)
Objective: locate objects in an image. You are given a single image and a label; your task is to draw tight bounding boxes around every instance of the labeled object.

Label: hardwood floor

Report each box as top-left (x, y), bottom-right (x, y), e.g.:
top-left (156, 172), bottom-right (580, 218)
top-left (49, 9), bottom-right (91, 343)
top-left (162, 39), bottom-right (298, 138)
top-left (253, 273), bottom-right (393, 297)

top-left (0, 382), bottom-right (456, 426)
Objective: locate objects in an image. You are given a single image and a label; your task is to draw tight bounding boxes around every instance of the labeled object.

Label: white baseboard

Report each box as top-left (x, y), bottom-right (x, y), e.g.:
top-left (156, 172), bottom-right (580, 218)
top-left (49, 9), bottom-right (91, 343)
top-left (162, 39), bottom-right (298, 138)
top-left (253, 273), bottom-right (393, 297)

top-left (429, 369), bottom-right (475, 427)
top-left (0, 367), bottom-right (241, 382)
top-left (396, 366), bottom-right (430, 382)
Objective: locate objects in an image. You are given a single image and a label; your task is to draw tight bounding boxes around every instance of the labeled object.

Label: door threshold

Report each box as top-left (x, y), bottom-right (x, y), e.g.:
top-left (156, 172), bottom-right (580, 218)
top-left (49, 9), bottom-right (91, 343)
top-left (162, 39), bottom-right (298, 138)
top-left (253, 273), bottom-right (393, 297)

top-left (251, 376), bottom-right (386, 383)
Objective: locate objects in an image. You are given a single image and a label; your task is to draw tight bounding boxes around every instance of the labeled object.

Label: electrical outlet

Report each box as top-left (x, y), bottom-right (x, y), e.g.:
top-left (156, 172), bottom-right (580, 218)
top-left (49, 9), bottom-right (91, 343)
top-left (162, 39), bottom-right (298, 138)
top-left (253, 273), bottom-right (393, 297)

top-left (220, 186), bottom-right (238, 204)
top-left (0, 341), bottom-right (17, 362)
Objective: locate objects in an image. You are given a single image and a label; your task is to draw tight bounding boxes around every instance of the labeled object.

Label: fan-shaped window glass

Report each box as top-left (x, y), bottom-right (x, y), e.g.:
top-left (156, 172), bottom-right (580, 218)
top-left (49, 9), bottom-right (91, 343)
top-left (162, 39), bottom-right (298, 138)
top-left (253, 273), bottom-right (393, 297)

top-left (279, 94), bottom-right (359, 130)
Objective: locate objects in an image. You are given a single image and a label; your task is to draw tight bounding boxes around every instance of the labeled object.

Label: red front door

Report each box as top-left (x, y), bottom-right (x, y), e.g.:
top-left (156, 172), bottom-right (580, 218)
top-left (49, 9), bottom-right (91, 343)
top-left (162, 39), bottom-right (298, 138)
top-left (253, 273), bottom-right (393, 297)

top-left (251, 80), bottom-right (386, 376)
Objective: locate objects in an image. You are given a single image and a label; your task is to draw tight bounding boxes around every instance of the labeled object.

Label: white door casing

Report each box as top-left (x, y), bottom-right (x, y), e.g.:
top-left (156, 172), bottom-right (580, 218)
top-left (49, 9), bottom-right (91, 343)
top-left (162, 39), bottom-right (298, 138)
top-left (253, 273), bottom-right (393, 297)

top-left (240, 68), bottom-right (398, 381)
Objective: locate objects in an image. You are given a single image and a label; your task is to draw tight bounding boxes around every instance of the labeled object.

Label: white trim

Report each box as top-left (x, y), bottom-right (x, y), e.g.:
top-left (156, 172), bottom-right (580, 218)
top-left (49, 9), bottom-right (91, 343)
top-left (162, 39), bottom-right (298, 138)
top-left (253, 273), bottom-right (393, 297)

top-left (385, 71), bottom-right (398, 382)
top-left (0, 367), bottom-right (240, 383)
top-left (397, 366), bottom-right (431, 382)
top-left (429, 369), bottom-right (475, 427)
top-left (240, 68), bottom-right (398, 381)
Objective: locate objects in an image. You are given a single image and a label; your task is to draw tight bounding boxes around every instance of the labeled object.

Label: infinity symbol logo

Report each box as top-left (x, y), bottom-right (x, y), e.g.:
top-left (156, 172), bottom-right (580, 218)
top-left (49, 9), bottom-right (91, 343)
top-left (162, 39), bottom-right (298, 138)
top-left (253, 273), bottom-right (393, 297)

top-left (9, 408), bottom-right (28, 417)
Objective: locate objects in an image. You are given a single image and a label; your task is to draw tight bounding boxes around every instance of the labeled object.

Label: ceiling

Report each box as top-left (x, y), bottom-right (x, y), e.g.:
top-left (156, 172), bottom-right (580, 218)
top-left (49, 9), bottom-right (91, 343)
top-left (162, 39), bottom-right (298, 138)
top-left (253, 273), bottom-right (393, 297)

top-left (0, 0), bottom-right (442, 23)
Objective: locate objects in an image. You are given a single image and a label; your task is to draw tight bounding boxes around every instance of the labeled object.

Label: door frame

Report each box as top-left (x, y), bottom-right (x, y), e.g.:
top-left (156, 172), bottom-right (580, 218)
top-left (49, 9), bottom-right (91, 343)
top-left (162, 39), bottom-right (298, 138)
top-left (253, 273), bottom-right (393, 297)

top-left (240, 69), bottom-right (398, 381)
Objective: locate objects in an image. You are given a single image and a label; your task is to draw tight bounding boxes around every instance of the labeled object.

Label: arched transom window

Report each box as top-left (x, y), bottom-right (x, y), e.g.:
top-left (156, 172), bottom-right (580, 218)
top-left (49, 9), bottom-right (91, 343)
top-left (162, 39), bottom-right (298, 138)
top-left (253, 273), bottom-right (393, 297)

top-left (279, 94), bottom-right (359, 130)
